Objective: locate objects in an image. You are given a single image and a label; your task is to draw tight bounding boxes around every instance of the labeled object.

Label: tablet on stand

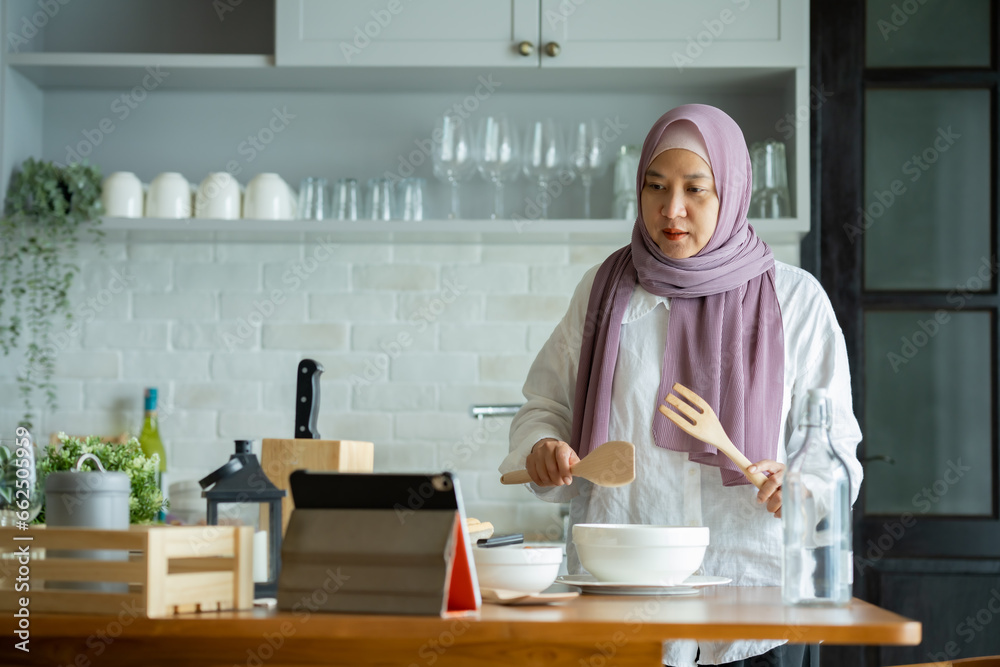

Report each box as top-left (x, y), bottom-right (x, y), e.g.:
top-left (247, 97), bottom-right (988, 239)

top-left (276, 470), bottom-right (480, 616)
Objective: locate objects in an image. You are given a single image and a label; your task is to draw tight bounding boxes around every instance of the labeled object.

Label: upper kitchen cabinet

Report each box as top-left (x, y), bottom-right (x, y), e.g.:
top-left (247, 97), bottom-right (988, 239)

top-left (276, 0), bottom-right (804, 69)
top-left (539, 0), bottom-right (803, 69)
top-left (276, 0), bottom-right (541, 67)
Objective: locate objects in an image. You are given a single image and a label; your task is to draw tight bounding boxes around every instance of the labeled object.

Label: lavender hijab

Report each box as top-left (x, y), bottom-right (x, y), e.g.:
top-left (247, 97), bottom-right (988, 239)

top-left (568, 104), bottom-right (784, 486)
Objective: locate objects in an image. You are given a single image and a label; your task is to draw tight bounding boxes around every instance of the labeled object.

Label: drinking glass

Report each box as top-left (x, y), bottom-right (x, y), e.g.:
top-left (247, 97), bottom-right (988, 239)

top-left (432, 113), bottom-right (475, 219)
top-left (297, 177), bottom-right (329, 220)
top-left (397, 178), bottom-right (426, 221)
top-left (474, 115), bottom-right (520, 220)
top-left (749, 140), bottom-right (791, 218)
top-left (612, 145), bottom-right (641, 220)
top-left (365, 178), bottom-right (394, 220)
top-left (522, 119), bottom-right (566, 219)
top-left (569, 119), bottom-right (609, 219)
top-left (0, 431), bottom-right (42, 526)
top-left (332, 178), bottom-right (359, 220)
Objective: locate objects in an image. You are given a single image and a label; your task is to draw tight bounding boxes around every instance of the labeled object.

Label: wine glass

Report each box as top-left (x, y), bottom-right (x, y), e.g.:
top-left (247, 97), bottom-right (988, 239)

top-left (474, 114), bottom-right (520, 220)
top-left (568, 119), bottom-right (609, 219)
top-left (0, 430), bottom-right (42, 526)
top-left (432, 113), bottom-right (475, 219)
top-left (522, 119), bottom-right (566, 219)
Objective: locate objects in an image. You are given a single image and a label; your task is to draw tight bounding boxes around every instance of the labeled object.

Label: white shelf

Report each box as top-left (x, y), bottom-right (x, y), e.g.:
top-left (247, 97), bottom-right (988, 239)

top-left (5, 52), bottom-right (795, 93)
top-left (98, 217), bottom-right (808, 245)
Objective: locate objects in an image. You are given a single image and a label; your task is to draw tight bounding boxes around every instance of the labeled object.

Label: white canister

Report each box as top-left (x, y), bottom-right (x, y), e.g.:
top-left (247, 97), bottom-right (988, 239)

top-left (146, 172), bottom-right (192, 218)
top-left (244, 173), bottom-right (295, 220)
top-left (195, 172), bottom-right (242, 220)
top-left (45, 453), bottom-right (131, 592)
top-left (101, 171), bottom-right (144, 218)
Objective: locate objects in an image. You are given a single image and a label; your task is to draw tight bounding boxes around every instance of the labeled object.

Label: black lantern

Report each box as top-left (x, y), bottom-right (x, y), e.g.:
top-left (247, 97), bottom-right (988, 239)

top-left (200, 440), bottom-right (286, 598)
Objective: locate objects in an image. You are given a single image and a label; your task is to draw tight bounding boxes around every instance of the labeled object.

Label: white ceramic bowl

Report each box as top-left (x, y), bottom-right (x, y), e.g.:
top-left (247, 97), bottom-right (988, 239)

top-left (573, 524), bottom-right (709, 585)
top-left (473, 545), bottom-right (563, 594)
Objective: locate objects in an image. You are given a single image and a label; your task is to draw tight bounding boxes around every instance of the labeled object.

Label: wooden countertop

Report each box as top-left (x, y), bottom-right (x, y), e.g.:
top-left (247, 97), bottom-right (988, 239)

top-left (1, 586), bottom-right (920, 667)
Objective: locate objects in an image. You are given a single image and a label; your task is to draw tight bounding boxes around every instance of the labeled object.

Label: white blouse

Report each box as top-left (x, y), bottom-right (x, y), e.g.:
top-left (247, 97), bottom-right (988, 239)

top-left (500, 260), bottom-right (864, 666)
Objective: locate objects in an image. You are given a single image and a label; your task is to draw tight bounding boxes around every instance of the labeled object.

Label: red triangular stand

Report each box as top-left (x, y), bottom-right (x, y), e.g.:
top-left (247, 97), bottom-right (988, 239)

top-left (445, 512), bottom-right (480, 614)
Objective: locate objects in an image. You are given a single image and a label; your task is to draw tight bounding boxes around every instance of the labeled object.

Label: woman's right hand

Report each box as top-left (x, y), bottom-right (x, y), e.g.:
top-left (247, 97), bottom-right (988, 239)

top-left (525, 438), bottom-right (580, 486)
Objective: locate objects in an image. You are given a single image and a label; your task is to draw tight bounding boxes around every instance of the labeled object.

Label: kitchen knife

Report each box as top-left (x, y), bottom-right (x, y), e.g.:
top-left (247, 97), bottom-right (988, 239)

top-left (294, 358), bottom-right (324, 439)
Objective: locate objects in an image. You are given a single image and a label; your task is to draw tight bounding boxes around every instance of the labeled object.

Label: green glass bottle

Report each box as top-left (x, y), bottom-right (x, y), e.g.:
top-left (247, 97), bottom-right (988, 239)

top-left (139, 387), bottom-right (167, 519)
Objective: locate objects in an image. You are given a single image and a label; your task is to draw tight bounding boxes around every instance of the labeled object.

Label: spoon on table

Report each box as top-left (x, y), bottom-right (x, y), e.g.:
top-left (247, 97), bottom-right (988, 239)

top-left (500, 440), bottom-right (635, 487)
top-left (480, 588), bottom-right (580, 605)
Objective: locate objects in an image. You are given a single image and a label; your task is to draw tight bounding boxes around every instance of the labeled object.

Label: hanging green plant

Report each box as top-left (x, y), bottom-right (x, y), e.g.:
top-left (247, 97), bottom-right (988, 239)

top-left (0, 158), bottom-right (104, 430)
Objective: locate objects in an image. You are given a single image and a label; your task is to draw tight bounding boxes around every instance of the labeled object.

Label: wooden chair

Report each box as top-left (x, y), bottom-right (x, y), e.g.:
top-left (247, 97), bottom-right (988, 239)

top-left (893, 657), bottom-right (1000, 667)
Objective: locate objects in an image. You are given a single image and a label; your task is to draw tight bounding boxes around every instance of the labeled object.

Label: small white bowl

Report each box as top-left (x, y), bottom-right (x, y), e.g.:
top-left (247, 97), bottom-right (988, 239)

top-left (573, 524), bottom-right (709, 585)
top-left (473, 545), bottom-right (563, 594)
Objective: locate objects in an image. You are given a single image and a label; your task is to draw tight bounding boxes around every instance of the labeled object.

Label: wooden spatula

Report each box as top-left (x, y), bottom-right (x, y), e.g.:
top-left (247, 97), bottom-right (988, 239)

top-left (658, 382), bottom-right (769, 488)
top-left (500, 440), bottom-right (635, 487)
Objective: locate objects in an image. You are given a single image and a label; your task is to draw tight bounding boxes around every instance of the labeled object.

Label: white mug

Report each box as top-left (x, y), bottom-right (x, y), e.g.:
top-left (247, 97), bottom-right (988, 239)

top-left (244, 173), bottom-right (295, 220)
top-left (195, 172), bottom-right (241, 220)
top-left (146, 172), bottom-right (192, 218)
top-left (101, 171), bottom-right (144, 218)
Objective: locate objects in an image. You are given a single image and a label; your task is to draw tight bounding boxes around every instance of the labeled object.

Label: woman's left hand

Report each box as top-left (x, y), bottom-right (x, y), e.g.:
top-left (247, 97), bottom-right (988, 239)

top-left (748, 460), bottom-right (785, 518)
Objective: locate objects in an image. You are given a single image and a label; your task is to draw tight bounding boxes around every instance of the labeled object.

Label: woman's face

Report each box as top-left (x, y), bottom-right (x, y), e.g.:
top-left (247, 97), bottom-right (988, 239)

top-left (640, 148), bottom-right (720, 259)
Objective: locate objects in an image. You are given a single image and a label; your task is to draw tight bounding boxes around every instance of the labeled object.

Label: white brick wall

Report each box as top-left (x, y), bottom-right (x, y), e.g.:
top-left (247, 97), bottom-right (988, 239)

top-left (1, 238), bottom-right (800, 541)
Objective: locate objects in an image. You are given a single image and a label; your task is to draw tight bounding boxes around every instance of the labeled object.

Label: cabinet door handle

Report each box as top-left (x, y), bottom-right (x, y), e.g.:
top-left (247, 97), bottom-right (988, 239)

top-left (544, 42), bottom-right (561, 57)
top-left (517, 41), bottom-right (534, 56)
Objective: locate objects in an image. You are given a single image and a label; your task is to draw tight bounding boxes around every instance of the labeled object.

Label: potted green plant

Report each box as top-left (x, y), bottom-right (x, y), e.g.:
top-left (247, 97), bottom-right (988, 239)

top-left (0, 158), bottom-right (104, 429)
top-left (36, 434), bottom-right (167, 525)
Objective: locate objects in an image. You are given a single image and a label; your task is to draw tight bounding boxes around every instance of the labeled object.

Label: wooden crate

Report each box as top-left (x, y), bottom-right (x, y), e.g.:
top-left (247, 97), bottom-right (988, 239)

top-left (0, 525), bottom-right (253, 617)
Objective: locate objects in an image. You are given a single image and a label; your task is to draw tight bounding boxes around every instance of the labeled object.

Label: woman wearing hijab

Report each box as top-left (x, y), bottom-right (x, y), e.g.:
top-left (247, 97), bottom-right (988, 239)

top-left (500, 104), bottom-right (863, 667)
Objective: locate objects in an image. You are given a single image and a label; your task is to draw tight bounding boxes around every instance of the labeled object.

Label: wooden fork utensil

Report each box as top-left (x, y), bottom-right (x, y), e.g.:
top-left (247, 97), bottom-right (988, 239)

top-left (658, 382), bottom-right (769, 489)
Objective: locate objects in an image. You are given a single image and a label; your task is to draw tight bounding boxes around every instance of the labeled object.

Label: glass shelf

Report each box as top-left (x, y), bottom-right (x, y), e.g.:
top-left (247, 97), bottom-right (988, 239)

top-left (97, 216), bottom-right (808, 245)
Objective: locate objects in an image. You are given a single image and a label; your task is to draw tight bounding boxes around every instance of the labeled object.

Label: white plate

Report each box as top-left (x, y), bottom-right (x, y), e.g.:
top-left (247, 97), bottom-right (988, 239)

top-left (555, 574), bottom-right (732, 596)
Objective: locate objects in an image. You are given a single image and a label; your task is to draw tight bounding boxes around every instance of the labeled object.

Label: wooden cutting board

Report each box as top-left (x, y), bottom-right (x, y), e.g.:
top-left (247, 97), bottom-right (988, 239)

top-left (260, 438), bottom-right (374, 535)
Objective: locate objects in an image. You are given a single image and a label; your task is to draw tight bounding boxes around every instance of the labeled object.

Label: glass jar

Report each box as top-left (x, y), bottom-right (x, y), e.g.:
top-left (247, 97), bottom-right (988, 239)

top-left (749, 140), bottom-right (791, 218)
